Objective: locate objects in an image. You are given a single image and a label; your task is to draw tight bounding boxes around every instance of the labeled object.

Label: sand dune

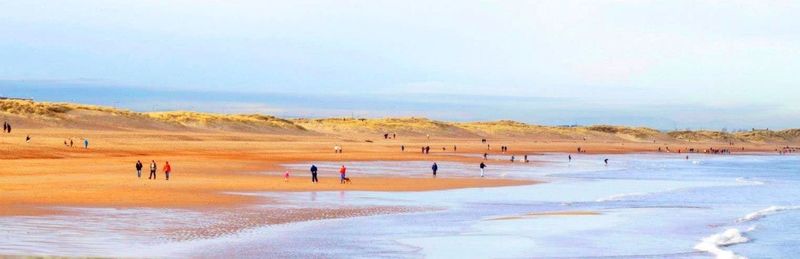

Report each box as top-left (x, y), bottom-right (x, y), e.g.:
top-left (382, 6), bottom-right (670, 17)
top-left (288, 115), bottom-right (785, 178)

top-left (3, 99), bottom-right (798, 143)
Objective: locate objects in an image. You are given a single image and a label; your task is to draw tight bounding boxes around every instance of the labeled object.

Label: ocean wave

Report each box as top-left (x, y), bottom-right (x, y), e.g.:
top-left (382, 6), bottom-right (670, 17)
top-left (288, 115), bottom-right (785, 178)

top-left (595, 192), bottom-right (648, 202)
top-left (734, 177), bottom-right (765, 186)
top-left (738, 205), bottom-right (800, 223)
top-left (694, 228), bottom-right (749, 259)
top-left (695, 205), bottom-right (800, 258)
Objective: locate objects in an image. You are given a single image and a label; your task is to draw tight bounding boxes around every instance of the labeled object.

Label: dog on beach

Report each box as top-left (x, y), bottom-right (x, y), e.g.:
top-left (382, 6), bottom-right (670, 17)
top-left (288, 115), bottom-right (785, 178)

top-left (342, 177), bottom-right (351, 184)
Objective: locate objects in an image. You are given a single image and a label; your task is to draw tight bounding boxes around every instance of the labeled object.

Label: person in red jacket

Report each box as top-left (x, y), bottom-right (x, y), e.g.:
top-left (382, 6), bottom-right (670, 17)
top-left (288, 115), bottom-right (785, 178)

top-left (163, 161), bottom-right (172, 181)
top-left (339, 165), bottom-right (347, 184)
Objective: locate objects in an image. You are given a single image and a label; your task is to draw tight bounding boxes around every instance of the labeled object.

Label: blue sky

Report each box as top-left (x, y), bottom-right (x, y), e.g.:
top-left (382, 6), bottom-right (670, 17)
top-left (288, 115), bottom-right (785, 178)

top-left (1, 1), bottom-right (798, 129)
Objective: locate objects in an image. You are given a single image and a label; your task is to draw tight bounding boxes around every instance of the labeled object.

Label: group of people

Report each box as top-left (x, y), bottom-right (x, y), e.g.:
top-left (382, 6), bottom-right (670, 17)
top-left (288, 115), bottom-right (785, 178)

top-left (60, 138), bottom-right (89, 148)
top-left (421, 146), bottom-right (431, 154)
top-left (382, 133), bottom-right (397, 139)
top-left (135, 160), bottom-right (172, 180)
top-left (2, 121), bottom-right (10, 133)
top-left (300, 164), bottom-right (347, 183)
top-left (429, 161), bottom-right (486, 178)
top-left (500, 146), bottom-right (509, 152)
top-left (334, 145), bottom-right (343, 153)
top-left (778, 146), bottom-right (798, 155)
top-left (658, 146), bottom-right (735, 154)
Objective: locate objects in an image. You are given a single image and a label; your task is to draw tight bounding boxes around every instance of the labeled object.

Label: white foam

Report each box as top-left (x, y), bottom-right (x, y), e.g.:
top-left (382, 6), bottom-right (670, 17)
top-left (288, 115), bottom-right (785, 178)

top-left (695, 205), bottom-right (800, 258)
top-left (595, 192), bottom-right (648, 202)
top-left (738, 205), bottom-right (800, 223)
top-left (734, 177), bottom-right (765, 186)
top-left (693, 228), bottom-right (749, 259)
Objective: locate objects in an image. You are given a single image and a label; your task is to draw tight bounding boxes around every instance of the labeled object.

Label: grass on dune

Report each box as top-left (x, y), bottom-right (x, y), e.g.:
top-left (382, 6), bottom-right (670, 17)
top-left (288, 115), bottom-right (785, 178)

top-left (145, 111), bottom-right (305, 130)
top-left (2, 99), bottom-right (799, 144)
top-left (0, 99), bottom-right (134, 117)
top-left (293, 117), bottom-right (463, 135)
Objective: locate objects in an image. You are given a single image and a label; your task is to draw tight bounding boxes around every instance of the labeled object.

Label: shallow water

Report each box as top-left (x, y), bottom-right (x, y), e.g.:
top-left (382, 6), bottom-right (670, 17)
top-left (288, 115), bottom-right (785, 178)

top-left (2, 153), bottom-right (799, 258)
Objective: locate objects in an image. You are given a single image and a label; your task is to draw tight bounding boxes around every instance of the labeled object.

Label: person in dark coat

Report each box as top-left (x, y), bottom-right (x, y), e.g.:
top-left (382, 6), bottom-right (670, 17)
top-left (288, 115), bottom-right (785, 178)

top-left (431, 162), bottom-right (438, 177)
top-left (310, 164), bottom-right (319, 183)
top-left (135, 160), bottom-right (143, 178)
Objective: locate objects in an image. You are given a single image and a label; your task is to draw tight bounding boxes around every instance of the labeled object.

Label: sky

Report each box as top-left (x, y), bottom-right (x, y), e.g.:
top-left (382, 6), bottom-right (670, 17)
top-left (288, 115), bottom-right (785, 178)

top-left (0, 1), bottom-right (798, 130)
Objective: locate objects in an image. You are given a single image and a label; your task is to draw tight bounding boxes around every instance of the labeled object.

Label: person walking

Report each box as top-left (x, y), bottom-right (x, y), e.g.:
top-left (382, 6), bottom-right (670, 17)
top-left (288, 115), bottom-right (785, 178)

top-left (163, 161), bottom-right (172, 180)
top-left (83, 138), bottom-right (89, 149)
top-left (479, 162), bottom-right (486, 177)
top-left (339, 165), bottom-right (347, 184)
top-left (149, 160), bottom-right (157, 179)
top-left (135, 160), bottom-right (143, 178)
top-left (431, 162), bottom-right (438, 177)
top-left (310, 164), bottom-right (319, 183)
top-left (2, 122), bottom-right (6, 133)
top-left (6, 123), bottom-right (10, 133)
top-left (25, 135), bottom-right (30, 143)
top-left (284, 170), bottom-right (290, 182)
top-left (568, 154), bottom-right (572, 162)
top-left (604, 158), bottom-right (609, 166)
top-left (401, 145), bottom-right (405, 152)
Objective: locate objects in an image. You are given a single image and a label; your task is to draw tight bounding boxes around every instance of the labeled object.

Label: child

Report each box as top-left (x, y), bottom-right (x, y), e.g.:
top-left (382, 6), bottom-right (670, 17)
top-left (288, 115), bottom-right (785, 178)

top-left (284, 170), bottom-right (290, 182)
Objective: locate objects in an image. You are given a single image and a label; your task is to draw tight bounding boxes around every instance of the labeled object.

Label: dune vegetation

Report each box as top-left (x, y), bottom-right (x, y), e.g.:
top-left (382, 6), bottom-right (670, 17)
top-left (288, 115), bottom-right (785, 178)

top-left (1, 99), bottom-right (798, 144)
top-left (0, 99), bottom-right (133, 117)
top-left (145, 111), bottom-right (306, 131)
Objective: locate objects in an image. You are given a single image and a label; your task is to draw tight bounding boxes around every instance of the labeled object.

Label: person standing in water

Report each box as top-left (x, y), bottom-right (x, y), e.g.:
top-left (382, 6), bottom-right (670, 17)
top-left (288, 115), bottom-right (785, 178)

top-left (135, 160), bottom-right (143, 178)
top-left (431, 162), bottom-right (438, 177)
top-left (163, 161), bottom-right (172, 180)
top-left (568, 154), bottom-right (572, 162)
top-left (310, 164), bottom-right (318, 183)
top-left (339, 165), bottom-right (347, 184)
top-left (604, 159), bottom-right (609, 166)
top-left (149, 160), bottom-right (157, 179)
top-left (479, 162), bottom-right (486, 177)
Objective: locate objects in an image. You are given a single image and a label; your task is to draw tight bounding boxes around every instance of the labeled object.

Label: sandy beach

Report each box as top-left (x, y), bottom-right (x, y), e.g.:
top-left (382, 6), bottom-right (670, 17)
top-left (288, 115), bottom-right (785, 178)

top-left (1, 124), bottom-right (782, 217)
top-left (1, 101), bottom-right (796, 258)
